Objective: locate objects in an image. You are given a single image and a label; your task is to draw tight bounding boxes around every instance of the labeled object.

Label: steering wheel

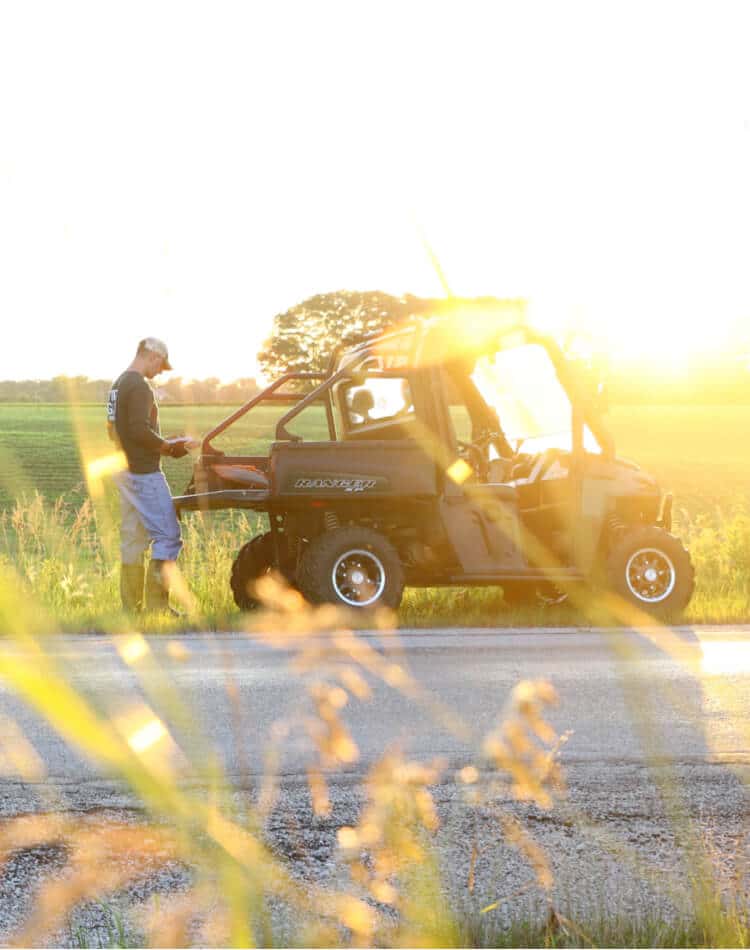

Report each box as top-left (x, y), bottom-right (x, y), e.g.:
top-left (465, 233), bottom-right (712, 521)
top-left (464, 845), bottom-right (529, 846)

top-left (456, 439), bottom-right (488, 480)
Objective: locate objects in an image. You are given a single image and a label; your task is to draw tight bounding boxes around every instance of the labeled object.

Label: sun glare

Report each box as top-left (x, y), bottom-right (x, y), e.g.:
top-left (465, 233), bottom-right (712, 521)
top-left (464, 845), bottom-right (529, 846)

top-left (523, 291), bottom-right (733, 375)
top-left (700, 640), bottom-right (750, 676)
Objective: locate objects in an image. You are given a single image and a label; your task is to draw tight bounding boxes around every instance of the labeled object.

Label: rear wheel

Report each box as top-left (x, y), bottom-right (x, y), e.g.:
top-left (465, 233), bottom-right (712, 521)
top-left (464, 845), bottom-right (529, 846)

top-left (607, 526), bottom-right (694, 616)
top-left (230, 532), bottom-right (296, 610)
top-left (298, 526), bottom-right (404, 611)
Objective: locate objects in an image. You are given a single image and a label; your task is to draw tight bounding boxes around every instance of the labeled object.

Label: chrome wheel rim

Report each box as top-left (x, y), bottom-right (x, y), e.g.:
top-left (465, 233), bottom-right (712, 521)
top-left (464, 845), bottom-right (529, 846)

top-left (625, 547), bottom-right (676, 604)
top-left (332, 549), bottom-right (386, 607)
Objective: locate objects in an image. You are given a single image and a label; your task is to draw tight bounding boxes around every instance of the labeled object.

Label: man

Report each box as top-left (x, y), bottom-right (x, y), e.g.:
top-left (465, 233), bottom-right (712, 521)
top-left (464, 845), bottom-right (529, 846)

top-left (107, 338), bottom-right (199, 612)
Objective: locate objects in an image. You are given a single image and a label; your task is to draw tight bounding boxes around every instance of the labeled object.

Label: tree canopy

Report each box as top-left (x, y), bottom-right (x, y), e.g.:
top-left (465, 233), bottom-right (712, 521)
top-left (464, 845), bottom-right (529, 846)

top-left (256, 290), bottom-right (437, 379)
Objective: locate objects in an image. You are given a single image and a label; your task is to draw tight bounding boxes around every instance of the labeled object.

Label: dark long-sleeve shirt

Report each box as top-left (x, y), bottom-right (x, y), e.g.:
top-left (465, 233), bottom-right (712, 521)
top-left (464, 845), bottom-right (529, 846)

top-left (107, 371), bottom-right (166, 473)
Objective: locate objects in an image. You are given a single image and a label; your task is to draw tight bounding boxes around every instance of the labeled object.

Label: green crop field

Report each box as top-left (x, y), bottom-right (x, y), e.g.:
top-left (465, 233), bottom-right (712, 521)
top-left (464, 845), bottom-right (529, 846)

top-left (0, 401), bottom-right (748, 629)
top-left (1, 402), bottom-right (748, 516)
top-left (0, 402), bottom-right (332, 509)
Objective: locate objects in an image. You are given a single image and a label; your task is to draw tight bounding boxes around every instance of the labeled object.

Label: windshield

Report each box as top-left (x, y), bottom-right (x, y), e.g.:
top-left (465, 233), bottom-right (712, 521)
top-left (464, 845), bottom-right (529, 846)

top-left (472, 342), bottom-right (602, 454)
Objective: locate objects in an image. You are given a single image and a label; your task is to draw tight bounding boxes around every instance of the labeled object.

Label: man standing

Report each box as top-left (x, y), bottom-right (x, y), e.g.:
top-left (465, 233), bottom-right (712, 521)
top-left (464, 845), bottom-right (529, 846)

top-left (107, 338), bottom-right (199, 612)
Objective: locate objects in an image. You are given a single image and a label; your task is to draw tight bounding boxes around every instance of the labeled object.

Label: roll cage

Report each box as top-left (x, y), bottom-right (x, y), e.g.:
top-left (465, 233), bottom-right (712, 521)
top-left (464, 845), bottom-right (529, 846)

top-left (200, 317), bottom-right (614, 462)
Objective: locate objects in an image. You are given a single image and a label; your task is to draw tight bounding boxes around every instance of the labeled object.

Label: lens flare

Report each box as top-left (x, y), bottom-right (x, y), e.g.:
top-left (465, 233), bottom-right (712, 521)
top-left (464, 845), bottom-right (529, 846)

top-left (446, 458), bottom-right (474, 485)
top-left (85, 451), bottom-right (128, 483)
top-left (127, 717), bottom-right (168, 755)
top-left (116, 633), bottom-right (150, 666)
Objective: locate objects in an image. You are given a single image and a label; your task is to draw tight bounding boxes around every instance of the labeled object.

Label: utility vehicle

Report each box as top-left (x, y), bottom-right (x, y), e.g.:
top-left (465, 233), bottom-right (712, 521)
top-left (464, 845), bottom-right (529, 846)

top-left (174, 304), bottom-right (694, 616)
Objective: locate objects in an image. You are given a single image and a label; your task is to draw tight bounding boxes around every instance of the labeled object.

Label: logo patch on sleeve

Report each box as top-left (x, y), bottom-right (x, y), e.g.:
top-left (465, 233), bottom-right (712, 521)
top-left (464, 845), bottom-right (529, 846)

top-left (106, 389), bottom-right (118, 423)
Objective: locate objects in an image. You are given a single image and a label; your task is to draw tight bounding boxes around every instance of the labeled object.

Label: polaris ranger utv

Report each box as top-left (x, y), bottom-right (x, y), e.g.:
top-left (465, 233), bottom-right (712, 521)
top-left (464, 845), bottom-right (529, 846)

top-left (174, 305), bottom-right (694, 616)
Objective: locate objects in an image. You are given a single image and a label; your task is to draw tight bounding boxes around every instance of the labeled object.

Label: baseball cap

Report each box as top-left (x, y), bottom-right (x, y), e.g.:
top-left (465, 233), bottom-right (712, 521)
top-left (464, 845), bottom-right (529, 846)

top-left (141, 337), bottom-right (173, 371)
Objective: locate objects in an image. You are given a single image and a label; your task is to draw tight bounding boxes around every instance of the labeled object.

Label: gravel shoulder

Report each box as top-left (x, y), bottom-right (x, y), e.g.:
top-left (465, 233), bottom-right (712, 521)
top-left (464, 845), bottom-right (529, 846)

top-left (1, 758), bottom-right (748, 946)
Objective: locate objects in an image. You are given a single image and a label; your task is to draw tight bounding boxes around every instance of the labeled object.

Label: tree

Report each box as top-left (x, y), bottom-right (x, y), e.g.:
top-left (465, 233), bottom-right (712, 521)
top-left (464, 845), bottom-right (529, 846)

top-left (257, 290), bottom-right (434, 379)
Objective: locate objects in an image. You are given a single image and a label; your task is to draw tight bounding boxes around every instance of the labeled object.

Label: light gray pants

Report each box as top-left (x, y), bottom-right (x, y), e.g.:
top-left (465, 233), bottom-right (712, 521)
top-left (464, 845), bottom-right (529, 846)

top-left (115, 470), bottom-right (182, 564)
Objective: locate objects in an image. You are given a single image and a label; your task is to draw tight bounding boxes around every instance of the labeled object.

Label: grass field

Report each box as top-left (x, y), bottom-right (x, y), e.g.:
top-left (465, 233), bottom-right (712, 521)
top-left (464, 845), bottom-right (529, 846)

top-left (1, 402), bottom-right (749, 628)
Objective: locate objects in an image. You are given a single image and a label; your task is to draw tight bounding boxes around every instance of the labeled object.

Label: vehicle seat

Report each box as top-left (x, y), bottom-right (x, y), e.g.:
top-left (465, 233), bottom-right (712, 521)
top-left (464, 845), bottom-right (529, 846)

top-left (212, 464), bottom-right (269, 489)
top-left (349, 388), bottom-right (375, 422)
top-left (487, 457), bottom-right (514, 483)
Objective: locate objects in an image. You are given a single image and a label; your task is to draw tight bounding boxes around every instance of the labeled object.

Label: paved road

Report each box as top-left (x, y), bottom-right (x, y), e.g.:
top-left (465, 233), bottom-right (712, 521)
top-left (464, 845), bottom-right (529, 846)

top-left (1, 626), bottom-right (749, 941)
top-left (1, 626), bottom-right (750, 784)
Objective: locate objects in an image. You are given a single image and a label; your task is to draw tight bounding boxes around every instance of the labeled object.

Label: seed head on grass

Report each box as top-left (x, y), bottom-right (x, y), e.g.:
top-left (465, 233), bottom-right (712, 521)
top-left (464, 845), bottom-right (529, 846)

top-left (0, 818), bottom-right (181, 948)
top-left (481, 679), bottom-right (564, 809)
top-left (336, 749), bottom-right (451, 945)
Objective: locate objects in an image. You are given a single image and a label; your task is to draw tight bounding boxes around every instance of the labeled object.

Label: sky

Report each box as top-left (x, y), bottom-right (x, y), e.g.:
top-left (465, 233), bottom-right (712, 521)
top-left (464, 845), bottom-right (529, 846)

top-left (1, 1), bottom-right (748, 383)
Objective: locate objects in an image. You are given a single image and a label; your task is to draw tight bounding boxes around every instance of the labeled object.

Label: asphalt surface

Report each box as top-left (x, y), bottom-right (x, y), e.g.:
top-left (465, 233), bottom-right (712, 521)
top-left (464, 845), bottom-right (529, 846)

top-left (1, 625), bottom-right (749, 943)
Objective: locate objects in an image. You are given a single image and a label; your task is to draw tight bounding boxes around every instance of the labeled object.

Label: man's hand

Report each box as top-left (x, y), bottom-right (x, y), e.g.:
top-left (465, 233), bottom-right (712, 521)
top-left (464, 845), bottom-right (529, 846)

top-left (162, 436), bottom-right (201, 459)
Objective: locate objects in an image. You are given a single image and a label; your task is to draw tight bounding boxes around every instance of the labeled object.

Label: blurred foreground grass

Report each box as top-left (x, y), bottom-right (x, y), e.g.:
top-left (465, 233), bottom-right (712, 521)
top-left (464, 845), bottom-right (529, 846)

top-left (1, 560), bottom-right (749, 947)
top-left (0, 556), bottom-right (563, 946)
top-left (0, 562), bottom-right (749, 946)
top-left (0, 400), bottom-right (749, 944)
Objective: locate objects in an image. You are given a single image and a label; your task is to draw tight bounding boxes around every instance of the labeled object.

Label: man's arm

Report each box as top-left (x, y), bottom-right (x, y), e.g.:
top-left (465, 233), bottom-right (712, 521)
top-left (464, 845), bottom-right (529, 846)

top-left (126, 384), bottom-right (172, 454)
top-left (127, 385), bottom-right (194, 457)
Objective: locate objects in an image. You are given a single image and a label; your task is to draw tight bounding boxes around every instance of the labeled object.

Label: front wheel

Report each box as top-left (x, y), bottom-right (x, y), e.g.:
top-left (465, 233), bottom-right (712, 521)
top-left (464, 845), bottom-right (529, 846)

top-left (297, 526), bottom-right (404, 611)
top-left (230, 533), bottom-right (297, 610)
top-left (607, 526), bottom-right (694, 617)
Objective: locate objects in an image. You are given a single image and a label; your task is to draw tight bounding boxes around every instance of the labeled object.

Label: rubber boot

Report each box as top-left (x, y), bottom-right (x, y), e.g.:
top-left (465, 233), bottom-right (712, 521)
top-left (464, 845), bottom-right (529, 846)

top-left (145, 559), bottom-right (181, 615)
top-left (120, 560), bottom-right (144, 612)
